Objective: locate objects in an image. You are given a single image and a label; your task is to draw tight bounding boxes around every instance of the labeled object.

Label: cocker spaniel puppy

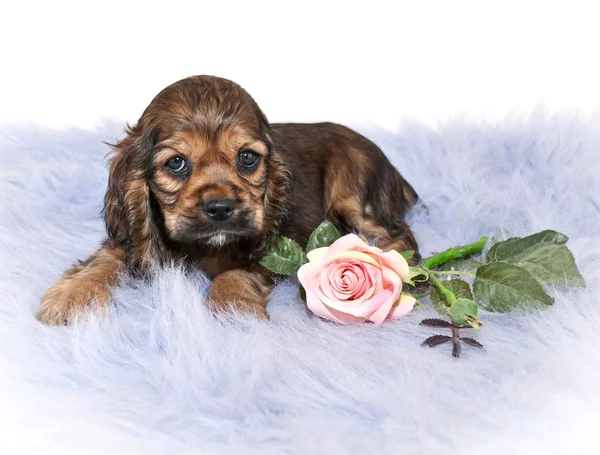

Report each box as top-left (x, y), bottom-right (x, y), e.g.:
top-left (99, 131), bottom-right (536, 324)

top-left (37, 75), bottom-right (420, 324)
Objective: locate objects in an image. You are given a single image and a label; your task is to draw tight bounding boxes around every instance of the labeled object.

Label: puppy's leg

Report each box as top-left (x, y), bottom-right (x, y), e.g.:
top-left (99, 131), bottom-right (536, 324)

top-left (340, 207), bottom-right (420, 264)
top-left (37, 242), bottom-right (125, 325)
top-left (329, 190), bottom-right (420, 263)
top-left (319, 135), bottom-right (420, 263)
top-left (370, 220), bottom-right (420, 263)
top-left (206, 266), bottom-right (274, 320)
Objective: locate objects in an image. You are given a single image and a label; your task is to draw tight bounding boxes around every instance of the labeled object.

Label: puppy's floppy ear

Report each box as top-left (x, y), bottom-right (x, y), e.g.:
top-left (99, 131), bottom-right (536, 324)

top-left (103, 124), bottom-right (168, 276)
top-left (258, 114), bottom-right (291, 238)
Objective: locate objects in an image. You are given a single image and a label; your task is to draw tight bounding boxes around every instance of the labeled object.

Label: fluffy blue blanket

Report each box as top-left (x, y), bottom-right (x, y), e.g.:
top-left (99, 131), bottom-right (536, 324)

top-left (1, 114), bottom-right (598, 454)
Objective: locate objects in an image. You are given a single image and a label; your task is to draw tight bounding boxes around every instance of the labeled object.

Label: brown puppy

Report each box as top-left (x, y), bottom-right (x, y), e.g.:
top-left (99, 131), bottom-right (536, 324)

top-left (37, 75), bottom-right (420, 325)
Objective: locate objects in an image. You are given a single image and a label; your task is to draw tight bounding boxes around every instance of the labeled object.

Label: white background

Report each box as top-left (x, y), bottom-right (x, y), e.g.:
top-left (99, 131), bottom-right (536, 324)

top-left (1, 0), bottom-right (599, 131)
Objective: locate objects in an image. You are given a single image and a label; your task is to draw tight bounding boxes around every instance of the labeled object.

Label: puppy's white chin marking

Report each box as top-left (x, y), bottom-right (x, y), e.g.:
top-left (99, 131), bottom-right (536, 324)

top-left (208, 234), bottom-right (228, 247)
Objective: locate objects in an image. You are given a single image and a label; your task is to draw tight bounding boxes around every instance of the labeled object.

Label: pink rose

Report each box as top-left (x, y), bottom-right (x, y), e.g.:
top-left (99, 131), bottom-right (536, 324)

top-left (297, 234), bottom-right (416, 324)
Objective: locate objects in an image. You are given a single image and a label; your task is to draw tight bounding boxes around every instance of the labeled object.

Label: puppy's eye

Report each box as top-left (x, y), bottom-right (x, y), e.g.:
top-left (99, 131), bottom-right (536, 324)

top-left (166, 156), bottom-right (187, 173)
top-left (239, 150), bottom-right (259, 168)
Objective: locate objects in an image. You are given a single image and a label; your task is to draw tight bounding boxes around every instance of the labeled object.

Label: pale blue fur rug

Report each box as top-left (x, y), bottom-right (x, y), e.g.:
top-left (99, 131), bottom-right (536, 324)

top-left (1, 113), bottom-right (599, 455)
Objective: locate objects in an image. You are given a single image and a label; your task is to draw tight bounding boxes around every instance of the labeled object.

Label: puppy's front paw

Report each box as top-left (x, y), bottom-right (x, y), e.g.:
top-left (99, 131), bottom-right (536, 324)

top-left (205, 295), bottom-right (270, 320)
top-left (37, 245), bottom-right (125, 325)
top-left (37, 275), bottom-right (112, 325)
top-left (206, 269), bottom-right (272, 320)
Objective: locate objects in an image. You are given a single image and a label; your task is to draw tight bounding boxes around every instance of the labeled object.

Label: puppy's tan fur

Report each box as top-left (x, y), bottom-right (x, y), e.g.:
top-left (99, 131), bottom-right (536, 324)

top-left (39, 245), bottom-right (125, 324)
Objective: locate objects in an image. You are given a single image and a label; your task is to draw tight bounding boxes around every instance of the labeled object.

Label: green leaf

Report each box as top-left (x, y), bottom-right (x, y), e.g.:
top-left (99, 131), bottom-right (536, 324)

top-left (259, 236), bottom-right (307, 275)
top-left (485, 241), bottom-right (505, 263)
top-left (509, 243), bottom-right (585, 287)
top-left (486, 230), bottom-right (568, 263)
top-left (306, 220), bottom-right (341, 253)
top-left (447, 298), bottom-right (479, 327)
top-left (433, 258), bottom-right (482, 274)
top-left (405, 266), bottom-right (429, 286)
top-left (430, 279), bottom-right (473, 315)
top-left (473, 262), bottom-right (554, 312)
top-left (400, 250), bottom-right (415, 260)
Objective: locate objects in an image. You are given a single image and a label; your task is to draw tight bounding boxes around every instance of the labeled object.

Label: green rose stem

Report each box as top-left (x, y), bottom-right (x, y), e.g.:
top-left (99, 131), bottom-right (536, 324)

top-left (421, 236), bottom-right (488, 270)
top-left (427, 272), bottom-right (457, 305)
top-left (420, 236), bottom-right (488, 309)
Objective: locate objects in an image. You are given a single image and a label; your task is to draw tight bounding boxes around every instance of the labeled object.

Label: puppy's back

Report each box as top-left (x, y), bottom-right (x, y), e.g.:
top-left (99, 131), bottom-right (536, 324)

top-left (272, 122), bottom-right (418, 248)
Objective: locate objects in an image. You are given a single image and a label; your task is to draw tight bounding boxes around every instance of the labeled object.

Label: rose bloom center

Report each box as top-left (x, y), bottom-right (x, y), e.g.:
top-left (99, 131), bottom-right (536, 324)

top-left (322, 259), bottom-right (377, 302)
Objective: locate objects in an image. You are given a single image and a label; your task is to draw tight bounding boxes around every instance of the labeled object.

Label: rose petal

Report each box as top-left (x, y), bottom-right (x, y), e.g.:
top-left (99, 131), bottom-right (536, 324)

top-left (317, 304), bottom-right (366, 324)
top-left (299, 261), bottom-right (360, 323)
top-left (319, 270), bottom-right (334, 300)
top-left (328, 261), bottom-right (371, 301)
top-left (298, 260), bottom-right (319, 289)
top-left (345, 269), bottom-right (369, 300)
top-left (340, 269), bottom-right (359, 289)
top-left (362, 263), bottom-right (383, 296)
top-left (306, 247), bottom-right (329, 265)
top-left (297, 260), bottom-right (327, 314)
top-left (378, 249), bottom-right (410, 280)
top-left (330, 261), bottom-right (362, 290)
top-left (367, 265), bottom-right (403, 324)
top-left (321, 261), bottom-right (366, 301)
top-left (322, 234), bottom-right (377, 262)
top-left (387, 294), bottom-right (416, 319)
top-left (316, 284), bottom-right (369, 309)
top-left (318, 288), bottom-right (392, 321)
top-left (353, 289), bottom-right (393, 320)
top-left (331, 273), bottom-right (363, 300)
top-left (299, 234), bottom-right (411, 326)
top-left (326, 250), bottom-right (380, 268)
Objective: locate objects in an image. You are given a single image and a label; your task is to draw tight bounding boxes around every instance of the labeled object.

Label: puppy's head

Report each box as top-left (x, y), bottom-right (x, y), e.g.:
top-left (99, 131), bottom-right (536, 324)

top-left (104, 76), bottom-right (289, 273)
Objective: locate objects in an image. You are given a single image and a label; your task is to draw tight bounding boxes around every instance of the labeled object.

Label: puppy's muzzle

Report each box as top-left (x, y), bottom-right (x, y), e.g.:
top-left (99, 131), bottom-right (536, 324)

top-left (202, 198), bottom-right (237, 221)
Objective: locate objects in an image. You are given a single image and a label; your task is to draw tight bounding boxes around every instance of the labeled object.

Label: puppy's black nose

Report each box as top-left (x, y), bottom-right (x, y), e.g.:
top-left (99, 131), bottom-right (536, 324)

top-left (202, 199), bottom-right (236, 221)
